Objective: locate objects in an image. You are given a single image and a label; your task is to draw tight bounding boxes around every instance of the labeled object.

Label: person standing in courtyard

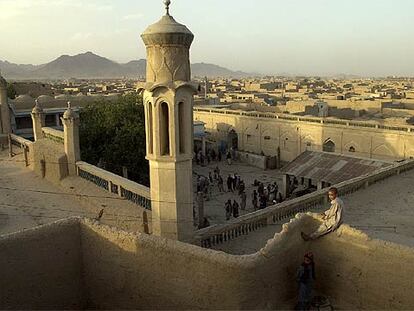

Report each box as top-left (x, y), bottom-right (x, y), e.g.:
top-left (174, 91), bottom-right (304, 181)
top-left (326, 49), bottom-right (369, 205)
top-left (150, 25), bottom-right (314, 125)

top-left (227, 174), bottom-right (233, 192)
top-left (225, 200), bottom-right (232, 220)
top-left (240, 191), bottom-right (247, 211)
top-left (226, 151), bottom-right (232, 165)
top-left (252, 190), bottom-right (258, 210)
top-left (232, 200), bottom-right (240, 218)
top-left (218, 175), bottom-right (224, 192)
top-left (259, 194), bottom-right (267, 209)
top-left (296, 252), bottom-right (316, 310)
top-left (301, 187), bottom-right (344, 241)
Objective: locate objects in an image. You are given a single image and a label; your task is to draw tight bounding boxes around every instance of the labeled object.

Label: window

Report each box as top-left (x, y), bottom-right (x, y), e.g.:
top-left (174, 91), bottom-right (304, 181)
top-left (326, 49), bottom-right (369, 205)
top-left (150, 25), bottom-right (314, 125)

top-left (178, 102), bottom-right (186, 154)
top-left (160, 102), bottom-right (170, 156)
top-left (349, 146), bottom-right (356, 153)
top-left (264, 136), bottom-right (271, 140)
top-left (148, 103), bottom-right (153, 154)
top-left (323, 140), bottom-right (335, 153)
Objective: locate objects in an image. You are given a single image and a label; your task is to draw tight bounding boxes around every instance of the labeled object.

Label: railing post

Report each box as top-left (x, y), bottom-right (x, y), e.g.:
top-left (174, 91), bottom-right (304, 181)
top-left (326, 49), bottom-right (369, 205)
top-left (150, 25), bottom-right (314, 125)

top-left (8, 134), bottom-right (12, 158)
top-left (143, 210), bottom-right (150, 234)
top-left (23, 146), bottom-right (29, 167)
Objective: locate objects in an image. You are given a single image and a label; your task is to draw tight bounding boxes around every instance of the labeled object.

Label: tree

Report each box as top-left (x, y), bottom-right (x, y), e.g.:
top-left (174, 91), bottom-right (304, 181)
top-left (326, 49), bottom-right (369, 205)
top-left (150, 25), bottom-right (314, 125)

top-left (79, 93), bottom-right (149, 186)
top-left (7, 83), bottom-right (17, 99)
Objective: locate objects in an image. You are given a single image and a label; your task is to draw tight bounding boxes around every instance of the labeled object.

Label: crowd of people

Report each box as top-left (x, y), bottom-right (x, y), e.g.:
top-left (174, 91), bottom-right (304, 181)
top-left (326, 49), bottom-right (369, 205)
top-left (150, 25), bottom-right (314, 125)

top-left (194, 147), bottom-right (285, 224)
top-left (195, 147), bottom-right (237, 167)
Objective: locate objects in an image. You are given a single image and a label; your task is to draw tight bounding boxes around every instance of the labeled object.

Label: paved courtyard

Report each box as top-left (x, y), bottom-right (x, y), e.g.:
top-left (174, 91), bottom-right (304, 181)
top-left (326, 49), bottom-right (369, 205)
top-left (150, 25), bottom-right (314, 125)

top-left (193, 160), bottom-right (284, 226)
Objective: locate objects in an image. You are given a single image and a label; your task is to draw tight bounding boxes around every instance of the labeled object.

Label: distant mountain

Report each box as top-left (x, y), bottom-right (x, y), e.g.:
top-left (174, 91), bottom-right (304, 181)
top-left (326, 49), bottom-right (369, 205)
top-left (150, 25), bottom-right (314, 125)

top-left (0, 52), bottom-right (253, 80)
top-left (33, 52), bottom-right (126, 79)
top-left (191, 62), bottom-right (251, 78)
top-left (0, 60), bottom-right (42, 78)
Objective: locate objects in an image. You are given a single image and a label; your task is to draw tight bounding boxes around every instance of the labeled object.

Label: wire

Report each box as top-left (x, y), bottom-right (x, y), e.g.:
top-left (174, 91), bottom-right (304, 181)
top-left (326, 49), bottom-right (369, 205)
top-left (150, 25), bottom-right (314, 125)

top-left (0, 202), bottom-right (142, 219)
top-left (0, 184), bottom-right (138, 202)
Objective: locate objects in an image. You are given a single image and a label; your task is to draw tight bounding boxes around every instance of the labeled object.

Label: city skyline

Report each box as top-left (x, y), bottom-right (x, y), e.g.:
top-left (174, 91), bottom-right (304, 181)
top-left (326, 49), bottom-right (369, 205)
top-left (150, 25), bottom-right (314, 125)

top-left (1, 0), bottom-right (414, 76)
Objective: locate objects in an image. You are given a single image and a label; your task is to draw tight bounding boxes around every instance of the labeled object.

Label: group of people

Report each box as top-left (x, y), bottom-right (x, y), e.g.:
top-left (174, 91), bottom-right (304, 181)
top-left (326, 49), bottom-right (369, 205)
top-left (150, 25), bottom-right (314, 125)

top-left (198, 167), bottom-right (288, 222)
top-left (195, 147), bottom-right (237, 167)
top-left (223, 172), bottom-right (247, 220)
top-left (251, 180), bottom-right (284, 210)
top-left (195, 148), bottom-right (222, 166)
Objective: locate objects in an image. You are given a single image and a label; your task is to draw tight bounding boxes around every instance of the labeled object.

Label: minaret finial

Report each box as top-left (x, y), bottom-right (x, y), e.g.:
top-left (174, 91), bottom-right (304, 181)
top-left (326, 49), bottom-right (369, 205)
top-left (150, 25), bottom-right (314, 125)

top-left (164, 0), bottom-right (171, 15)
top-left (67, 101), bottom-right (72, 109)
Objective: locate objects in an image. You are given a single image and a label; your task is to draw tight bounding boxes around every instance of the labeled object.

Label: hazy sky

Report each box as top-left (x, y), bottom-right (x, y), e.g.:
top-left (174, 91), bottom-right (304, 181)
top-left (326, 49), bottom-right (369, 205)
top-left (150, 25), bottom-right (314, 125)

top-left (1, 0), bottom-right (414, 76)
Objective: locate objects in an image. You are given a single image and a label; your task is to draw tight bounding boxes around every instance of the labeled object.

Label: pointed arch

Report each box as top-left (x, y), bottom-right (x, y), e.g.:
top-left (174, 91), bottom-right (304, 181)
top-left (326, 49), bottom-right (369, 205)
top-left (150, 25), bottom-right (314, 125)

top-left (323, 139), bottom-right (336, 153)
top-left (373, 144), bottom-right (395, 159)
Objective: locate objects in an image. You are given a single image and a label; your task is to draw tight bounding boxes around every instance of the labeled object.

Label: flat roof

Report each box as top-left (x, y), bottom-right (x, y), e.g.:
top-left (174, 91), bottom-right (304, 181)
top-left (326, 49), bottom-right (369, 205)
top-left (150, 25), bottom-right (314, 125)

top-left (281, 151), bottom-right (393, 184)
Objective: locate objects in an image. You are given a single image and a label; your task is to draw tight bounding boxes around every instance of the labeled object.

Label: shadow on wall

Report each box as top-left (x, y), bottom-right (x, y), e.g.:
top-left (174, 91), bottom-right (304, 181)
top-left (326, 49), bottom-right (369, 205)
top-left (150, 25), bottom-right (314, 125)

top-left (1, 216), bottom-right (414, 310)
top-left (79, 217), bottom-right (317, 310)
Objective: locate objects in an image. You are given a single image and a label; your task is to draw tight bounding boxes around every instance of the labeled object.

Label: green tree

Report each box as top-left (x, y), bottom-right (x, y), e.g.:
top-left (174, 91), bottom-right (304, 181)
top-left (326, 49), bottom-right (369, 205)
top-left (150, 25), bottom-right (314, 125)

top-left (79, 93), bottom-right (149, 186)
top-left (7, 83), bottom-right (17, 99)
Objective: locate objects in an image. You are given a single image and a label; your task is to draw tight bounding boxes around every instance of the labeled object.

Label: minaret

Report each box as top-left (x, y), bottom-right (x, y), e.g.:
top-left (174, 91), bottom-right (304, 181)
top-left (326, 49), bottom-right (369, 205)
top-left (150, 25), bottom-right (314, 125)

top-left (141, 0), bottom-right (197, 241)
top-left (61, 102), bottom-right (80, 176)
top-left (31, 100), bottom-right (45, 141)
top-left (0, 70), bottom-right (11, 134)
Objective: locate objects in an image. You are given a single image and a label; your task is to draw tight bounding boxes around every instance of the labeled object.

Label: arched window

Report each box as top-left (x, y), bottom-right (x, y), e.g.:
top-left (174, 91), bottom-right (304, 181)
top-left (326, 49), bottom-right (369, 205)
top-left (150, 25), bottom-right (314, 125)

top-left (228, 130), bottom-right (238, 150)
top-left (349, 146), bottom-right (356, 153)
top-left (323, 140), bottom-right (335, 153)
top-left (148, 102), bottom-right (153, 154)
top-left (178, 102), bottom-right (186, 154)
top-left (160, 102), bottom-right (170, 156)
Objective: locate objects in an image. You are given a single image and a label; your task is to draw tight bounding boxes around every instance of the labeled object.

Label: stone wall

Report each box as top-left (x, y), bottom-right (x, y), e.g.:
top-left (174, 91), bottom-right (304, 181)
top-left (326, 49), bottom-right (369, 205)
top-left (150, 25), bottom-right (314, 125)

top-left (32, 138), bottom-right (68, 184)
top-left (236, 150), bottom-right (268, 170)
top-left (1, 216), bottom-right (414, 310)
top-left (0, 218), bottom-right (83, 309)
top-left (80, 217), bottom-right (315, 310)
top-left (311, 224), bottom-right (414, 309)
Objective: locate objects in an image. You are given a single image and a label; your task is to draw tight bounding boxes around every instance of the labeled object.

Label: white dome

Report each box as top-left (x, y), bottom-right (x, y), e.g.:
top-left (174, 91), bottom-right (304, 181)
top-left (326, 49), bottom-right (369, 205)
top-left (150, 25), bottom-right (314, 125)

top-left (15, 94), bottom-right (35, 104)
top-left (55, 94), bottom-right (72, 100)
top-left (37, 95), bottom-right (54, 104)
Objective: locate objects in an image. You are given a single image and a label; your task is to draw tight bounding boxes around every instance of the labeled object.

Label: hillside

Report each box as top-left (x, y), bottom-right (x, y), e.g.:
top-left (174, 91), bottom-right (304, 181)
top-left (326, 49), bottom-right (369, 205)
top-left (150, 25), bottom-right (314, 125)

top-left (0, 52), bottom-right (253, 79)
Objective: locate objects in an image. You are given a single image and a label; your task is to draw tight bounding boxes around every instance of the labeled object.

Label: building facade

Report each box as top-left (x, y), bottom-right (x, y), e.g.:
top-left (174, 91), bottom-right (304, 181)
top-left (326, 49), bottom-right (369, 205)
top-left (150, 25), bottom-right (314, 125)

top-left (194, 107), bottom-right (414, 162)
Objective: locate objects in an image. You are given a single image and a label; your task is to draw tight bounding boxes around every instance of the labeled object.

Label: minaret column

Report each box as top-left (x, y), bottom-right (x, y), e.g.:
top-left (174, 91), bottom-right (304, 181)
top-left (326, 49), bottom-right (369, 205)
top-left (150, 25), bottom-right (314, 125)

top-left (31, 100), bottom-right (45, 141)
top-left (141, 0), bottom-right (196, 242)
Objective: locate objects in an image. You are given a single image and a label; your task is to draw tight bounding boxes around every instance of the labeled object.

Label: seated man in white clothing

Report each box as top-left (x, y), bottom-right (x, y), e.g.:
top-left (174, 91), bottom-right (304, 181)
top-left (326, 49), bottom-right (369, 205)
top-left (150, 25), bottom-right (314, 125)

top-left (301, 187), bottom-right (344, 241)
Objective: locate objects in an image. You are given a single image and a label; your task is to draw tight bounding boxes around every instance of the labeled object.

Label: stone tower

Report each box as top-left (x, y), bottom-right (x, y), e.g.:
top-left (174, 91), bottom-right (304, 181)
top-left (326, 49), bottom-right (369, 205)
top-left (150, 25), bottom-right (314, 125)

top-left (0, 71), bottom-right (11, 134)
top-left (141, 0), bottom-right (196, 241)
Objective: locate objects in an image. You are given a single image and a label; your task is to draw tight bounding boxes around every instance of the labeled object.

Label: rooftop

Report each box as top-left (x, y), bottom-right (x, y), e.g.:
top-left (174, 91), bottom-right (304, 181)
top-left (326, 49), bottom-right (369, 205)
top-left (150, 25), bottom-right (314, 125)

top-left (282, 151), bottom-right (393, 184)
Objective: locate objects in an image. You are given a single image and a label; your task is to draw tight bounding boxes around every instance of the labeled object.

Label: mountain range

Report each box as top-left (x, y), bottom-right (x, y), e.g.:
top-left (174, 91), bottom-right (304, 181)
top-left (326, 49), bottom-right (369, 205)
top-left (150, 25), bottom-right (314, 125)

top-left (0, 52), bottom-right (253, 80)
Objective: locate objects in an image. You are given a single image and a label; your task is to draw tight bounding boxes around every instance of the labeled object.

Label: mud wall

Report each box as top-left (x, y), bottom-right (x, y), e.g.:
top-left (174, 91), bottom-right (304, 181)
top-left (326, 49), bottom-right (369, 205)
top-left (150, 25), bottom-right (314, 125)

top-left (0, 218), bottom-right (83, 309)
top-left (311, 225), bottom-right (414, 309)
top-left (80, 217), bottom-right (316, 310)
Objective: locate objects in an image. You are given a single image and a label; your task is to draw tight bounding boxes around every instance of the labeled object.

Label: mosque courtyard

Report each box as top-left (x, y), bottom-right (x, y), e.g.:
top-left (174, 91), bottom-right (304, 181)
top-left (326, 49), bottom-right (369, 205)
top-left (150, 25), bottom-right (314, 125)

top-left (192, 160), bottom-right (284, 226)
top-left (2, 147), bottom-right (414, 256)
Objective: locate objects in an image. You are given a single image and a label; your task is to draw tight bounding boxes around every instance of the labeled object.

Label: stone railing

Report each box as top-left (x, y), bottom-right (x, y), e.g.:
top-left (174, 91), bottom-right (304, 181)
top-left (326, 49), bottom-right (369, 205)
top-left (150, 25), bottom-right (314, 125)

top-left (76, 161), bottom-right (151, 210)
top-left (42, 127), bottom-right (64, 144)
top-left (194, 159), bottom-right (414, 248)
top-left (8, 134), bottom-right (33, 166)
top-left (9, 133), bottom-right (32, 149)
top-left (193, 107), bottom-right (414, 133)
